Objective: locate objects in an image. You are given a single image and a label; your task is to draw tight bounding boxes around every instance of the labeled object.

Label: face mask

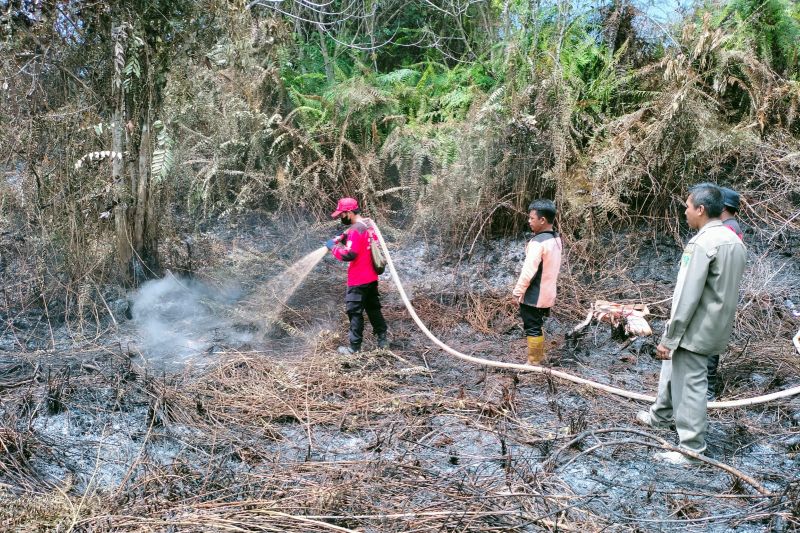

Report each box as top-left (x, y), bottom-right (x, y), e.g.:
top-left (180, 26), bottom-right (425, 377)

top-left (340, 215), bottom-right (352, 226)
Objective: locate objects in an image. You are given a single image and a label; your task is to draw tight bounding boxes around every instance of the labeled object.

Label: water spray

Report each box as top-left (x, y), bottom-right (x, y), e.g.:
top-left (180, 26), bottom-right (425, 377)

top-left (239, 246), bottom-right (329, 333)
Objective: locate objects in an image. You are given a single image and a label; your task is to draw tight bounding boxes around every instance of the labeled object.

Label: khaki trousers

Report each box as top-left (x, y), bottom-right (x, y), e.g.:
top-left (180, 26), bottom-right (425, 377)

top-left (649, 347), bottom-right (709, 453)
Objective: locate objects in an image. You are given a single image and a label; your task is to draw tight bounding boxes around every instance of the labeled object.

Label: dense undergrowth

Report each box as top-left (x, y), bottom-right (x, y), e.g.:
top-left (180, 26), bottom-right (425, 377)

top-left (1, 0), bottom-right (799, 320)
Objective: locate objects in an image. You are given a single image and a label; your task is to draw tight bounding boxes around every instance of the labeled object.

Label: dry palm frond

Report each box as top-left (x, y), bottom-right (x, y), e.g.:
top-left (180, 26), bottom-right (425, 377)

top-left (74, 151), bottom-right (125, 170)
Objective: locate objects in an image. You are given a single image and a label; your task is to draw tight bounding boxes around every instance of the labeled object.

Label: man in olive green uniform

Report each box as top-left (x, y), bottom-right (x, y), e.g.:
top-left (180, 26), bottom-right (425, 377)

top-left (637, 183), bottom-right (746, 464)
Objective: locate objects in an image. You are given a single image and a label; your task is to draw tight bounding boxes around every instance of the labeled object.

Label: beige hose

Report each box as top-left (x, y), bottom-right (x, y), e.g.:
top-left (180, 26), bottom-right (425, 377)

top-left (371, 223), bottom-right (800, 409)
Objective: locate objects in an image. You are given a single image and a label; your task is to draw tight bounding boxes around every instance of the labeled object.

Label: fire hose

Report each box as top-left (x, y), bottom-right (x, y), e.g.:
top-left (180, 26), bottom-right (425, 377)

top-left (370, 223), bottom-right (800, 409)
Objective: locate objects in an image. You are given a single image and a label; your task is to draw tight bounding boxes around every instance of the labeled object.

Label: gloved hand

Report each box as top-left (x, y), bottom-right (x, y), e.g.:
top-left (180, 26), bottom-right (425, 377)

top-left (325, 239), bottom-right (336, 250)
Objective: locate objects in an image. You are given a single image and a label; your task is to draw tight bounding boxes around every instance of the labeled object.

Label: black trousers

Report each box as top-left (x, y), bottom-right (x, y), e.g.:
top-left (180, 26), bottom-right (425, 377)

top-left (520, 304), bottom-right (550, 337)
top-left (346, 281), bottom-right (387, 348)
top-left (706, 353), bottom-right (720, 390)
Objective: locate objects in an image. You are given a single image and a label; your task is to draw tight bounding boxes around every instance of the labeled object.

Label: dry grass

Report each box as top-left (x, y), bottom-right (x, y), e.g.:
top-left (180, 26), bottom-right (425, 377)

top-left (0, 343), bottom-right (599, 531)
top-left (0, 171), bottom-right (797, 533)
top-left (1, 271), bottom-right (799, 531)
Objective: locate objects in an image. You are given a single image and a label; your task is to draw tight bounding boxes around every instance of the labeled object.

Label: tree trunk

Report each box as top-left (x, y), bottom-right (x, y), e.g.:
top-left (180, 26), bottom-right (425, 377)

top-left (368, 0), bottom-right (377, 72)
top-left (317, 9), bottom-right (334, 84)
top-left (111, 22), bottom-right (159, 285)
top-left (112, 104), bottom-right (133, 281)
top-left (529, 0), bottom-right (542, 76)
top-left (133, 112), bottom-right (150, 255)
top-left (131, 93), bottom-right (160, 281)
top-left (502, 0), bottom-right (512, 67)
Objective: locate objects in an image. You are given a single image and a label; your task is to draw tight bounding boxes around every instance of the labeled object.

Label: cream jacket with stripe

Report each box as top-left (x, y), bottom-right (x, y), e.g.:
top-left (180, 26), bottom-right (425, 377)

top-left (513, 230), bottom-right (563, 308)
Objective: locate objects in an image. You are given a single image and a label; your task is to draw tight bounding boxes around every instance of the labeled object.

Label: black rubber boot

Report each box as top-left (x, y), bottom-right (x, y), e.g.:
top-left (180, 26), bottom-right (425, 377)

top-left (376, 333), bottom-right (388, 349)
top-left (337, 344), bottom-right (360, 354)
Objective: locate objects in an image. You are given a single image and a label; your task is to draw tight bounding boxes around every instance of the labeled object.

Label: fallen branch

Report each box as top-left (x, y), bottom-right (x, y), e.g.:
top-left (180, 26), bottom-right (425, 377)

top-left (543, 427), bottom-right (771, 496)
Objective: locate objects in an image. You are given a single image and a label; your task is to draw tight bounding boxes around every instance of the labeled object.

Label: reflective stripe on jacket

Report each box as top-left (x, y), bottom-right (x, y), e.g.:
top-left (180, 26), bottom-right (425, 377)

top-left (661, 220), bottom-right (747, 355)
top-left (513, 230), bottom-right (562, 308)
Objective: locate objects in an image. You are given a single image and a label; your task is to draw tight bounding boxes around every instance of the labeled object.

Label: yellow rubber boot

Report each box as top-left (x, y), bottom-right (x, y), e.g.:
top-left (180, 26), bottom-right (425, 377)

top-left (526, 335), bottom-right (545, 365)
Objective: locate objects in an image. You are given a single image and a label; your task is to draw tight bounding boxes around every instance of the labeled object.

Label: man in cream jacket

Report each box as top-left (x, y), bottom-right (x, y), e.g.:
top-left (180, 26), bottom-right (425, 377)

top-left (512, 199), bottom-right (563, 365)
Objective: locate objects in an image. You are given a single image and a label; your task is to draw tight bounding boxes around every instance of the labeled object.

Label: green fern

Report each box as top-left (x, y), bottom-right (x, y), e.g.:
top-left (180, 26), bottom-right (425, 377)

top-left (376, 68), bottom-right (420, 87)
top-left (722, 0), bottom-right (800, 78)
top-left (122, 34), bottom-right (144, 91)
top-left (438, 86), bottom-right (474, 120)
top-left (124, 56), bottom-right (140, 83)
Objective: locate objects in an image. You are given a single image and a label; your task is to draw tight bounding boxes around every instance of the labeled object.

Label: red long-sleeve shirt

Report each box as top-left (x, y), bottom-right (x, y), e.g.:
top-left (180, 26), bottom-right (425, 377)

top-left (331, 221), bottom-right (379, 286)
top-left (723, 218), bottom-right (744, 241)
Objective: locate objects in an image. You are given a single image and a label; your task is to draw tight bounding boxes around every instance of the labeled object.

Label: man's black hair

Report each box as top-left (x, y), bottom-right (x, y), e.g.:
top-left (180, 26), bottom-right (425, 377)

top-left (528, 199), bottom-right (557, 224)
top-left (688, 183), bottom-right (724, 218)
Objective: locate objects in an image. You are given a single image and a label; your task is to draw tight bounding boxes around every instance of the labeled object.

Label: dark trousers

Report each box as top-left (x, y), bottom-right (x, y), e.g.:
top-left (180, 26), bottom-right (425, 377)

top-left (520, 304), bottom-right (550, 337)
top-left (346, 281), bottom-right (387, 349)
top-left (706, 353), bottom-right (720, 393)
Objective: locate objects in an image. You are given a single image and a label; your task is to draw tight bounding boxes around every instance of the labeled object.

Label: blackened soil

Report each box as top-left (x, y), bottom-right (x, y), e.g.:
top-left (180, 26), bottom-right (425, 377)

top-left (1, 218), bottom-right (799, 531)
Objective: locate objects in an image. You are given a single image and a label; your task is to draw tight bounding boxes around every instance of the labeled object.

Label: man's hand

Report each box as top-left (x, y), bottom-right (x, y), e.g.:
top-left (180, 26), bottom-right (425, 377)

top-left (655, 343), bottom-right (672, 360)
top-left (511, 294), bottom-right (521, 305)
top-left (325, 239), bottom-right (336, 250)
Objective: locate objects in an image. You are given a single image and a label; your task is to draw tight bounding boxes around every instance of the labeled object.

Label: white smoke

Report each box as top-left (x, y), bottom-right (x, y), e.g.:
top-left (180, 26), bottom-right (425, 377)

top-left (130, 274), bottom-right (251, 364)
top-left (128, 246), bottom-right (330, 365)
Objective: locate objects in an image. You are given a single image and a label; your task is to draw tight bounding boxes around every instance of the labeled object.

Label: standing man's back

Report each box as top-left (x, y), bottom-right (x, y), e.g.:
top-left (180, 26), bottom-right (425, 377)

top-left (719, 187), bottom-right (743, 242)
top-left (706, 186), bottom-right (745, 400)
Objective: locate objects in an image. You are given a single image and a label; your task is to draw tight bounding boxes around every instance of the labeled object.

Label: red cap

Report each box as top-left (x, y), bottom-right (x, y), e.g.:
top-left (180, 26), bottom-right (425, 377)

top-left (331, 197), bottom-right (359, 218)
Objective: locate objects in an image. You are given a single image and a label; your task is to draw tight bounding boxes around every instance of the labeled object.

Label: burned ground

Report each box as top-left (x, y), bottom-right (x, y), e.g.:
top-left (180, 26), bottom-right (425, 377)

top-left (1, 217), bottom-right (799, 532)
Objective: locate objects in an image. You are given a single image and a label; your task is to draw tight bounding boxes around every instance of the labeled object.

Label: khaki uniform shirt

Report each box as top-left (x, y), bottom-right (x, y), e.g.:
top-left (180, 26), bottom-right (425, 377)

top-left (661, 220), bottom-right (746, 355)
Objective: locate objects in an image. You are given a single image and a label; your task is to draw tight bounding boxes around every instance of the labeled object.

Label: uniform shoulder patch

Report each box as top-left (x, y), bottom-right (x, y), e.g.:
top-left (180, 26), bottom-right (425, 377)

top-left (680, 242), bottom-right (697, 267)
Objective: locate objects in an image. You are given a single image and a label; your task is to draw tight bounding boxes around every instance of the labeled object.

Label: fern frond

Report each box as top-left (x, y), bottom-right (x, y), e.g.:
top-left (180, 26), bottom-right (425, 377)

top-left (438, 86), bottom-right (474, 119)
top-left (377, 68), bottom-right (420, 87)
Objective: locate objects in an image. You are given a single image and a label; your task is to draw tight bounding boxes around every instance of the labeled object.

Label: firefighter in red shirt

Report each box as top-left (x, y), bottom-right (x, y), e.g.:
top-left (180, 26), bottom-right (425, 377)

top-left (326, 198), bottom-right (388, 354)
